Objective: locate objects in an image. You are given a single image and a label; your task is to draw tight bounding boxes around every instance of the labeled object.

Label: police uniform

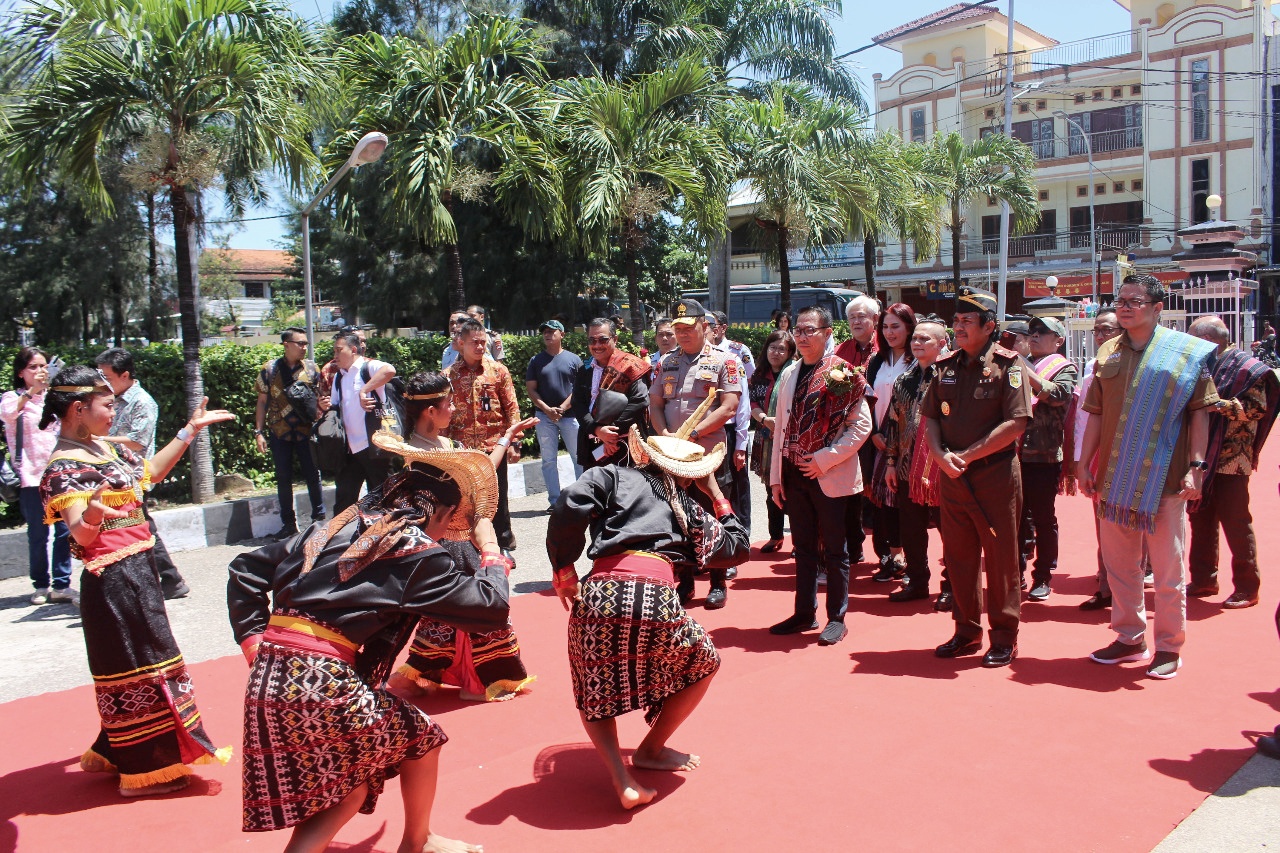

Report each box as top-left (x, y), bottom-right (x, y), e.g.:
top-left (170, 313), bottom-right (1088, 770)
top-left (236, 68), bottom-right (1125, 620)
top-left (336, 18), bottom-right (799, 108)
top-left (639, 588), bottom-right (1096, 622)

top-left (653, 344), bottom-right (741, 454)
top-left (920, 291), bottom-right (1033, 653)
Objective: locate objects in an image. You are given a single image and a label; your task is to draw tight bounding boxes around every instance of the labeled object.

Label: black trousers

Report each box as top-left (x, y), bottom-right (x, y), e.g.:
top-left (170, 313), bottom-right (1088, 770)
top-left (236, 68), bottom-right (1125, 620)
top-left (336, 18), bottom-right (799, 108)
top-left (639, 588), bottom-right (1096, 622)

top-left (725, 428), bottom-right (752, 532)
top-left (334, 448), bottom-right (392, 515)
top-left (844, 443), bottom-right (878, 563)
top-left (144, 505), bottom-right (184, 590)
top-left (494, 456), bottom-right (514, 550)
top-left (269, 435), bottom-right (325, 527)
top-left (782, 459), bottom-right (849, 622)
top-left (896, 482), bottom-right (932, 589)
top-left (765, 491), bottom-right (786, 540)
top-left (1188, 473), bottom-right (1260, 597)
top-left (1019, 461), bottom-right (1061, 585)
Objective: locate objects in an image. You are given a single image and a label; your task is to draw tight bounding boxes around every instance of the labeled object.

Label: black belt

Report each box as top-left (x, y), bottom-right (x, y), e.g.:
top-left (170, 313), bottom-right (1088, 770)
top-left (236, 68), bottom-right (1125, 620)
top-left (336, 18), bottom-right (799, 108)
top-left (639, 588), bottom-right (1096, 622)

top-left (943, 448), bottom-right (1015, 471)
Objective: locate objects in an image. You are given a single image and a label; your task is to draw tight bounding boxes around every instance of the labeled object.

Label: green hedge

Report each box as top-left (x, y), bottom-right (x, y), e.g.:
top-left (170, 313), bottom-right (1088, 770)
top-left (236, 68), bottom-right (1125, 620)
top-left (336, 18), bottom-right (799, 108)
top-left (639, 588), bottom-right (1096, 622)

top-left (0, 327), bottom-right (767, 528)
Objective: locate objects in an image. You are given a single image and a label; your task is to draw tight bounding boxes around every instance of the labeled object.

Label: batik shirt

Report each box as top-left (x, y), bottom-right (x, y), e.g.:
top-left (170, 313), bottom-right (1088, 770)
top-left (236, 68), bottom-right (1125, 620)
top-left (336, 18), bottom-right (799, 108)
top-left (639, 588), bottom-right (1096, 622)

top-left (255, 358), bottom-right (321, 441)
top-left (111, 381), bottom-right (159, 457)
top-left (1215, 383), bottom-right (1268, 475)
top-left (444, 355), bottom-right (520, 451)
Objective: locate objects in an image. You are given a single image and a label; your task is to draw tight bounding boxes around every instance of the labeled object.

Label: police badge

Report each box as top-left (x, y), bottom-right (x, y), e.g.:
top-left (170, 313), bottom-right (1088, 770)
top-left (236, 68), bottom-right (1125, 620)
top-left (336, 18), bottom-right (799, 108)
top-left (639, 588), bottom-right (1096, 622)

top-left (941, 402), bottom-right (951, 416)
top-left (1008, 366), bottom-right (1022, 389)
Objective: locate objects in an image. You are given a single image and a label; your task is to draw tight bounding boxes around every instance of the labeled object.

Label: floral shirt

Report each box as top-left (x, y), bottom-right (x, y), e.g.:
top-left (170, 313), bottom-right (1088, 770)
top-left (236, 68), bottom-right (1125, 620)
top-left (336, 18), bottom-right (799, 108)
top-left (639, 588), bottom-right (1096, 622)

top-left (444, 355), bottom-right (520, 451)
top-left (111, 381), bottom-right (159, 457)
top-left (1215, 383), bottom-right (1268, 475)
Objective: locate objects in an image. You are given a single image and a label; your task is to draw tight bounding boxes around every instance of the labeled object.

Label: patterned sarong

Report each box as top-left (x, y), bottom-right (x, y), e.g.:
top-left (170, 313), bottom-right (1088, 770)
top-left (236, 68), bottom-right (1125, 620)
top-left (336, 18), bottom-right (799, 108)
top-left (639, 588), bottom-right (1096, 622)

top-left (242, 641), bottom-right (447, 831)
top-left (79, 551), bottom-right (229, 789)
top-left (1097, 326), bottom-right (1216, 532)
top-left (569, 572), bottom-right (720, 725)
top-left (397, 621), bottom-right (534, 700)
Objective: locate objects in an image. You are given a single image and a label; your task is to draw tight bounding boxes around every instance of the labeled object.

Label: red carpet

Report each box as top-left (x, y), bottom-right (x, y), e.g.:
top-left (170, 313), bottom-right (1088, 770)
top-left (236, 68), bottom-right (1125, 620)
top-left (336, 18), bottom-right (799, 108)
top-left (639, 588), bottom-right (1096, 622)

top-left (4, 472), bottom-right (1280, 851)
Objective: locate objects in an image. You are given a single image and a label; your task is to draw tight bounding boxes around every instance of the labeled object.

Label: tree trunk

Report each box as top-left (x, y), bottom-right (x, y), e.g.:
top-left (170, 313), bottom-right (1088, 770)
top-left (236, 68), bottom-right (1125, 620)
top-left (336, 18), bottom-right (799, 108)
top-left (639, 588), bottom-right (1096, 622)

top-left (950, 196), bottom-right (963, 315)
top-left (778, 227), bottom-right (792, 319)
top-left (863, 234), bottom-right (877, 299)
top-left (171, 184), bottom-right (215, 504)
top-left (111, 271), bottom-right (124, 346)
top-left (624, 225), bottom-right (644, 347)
top-left (443, 192), bottom-right (467, 310)
top-left (145, 192), bottom-right (161, 343)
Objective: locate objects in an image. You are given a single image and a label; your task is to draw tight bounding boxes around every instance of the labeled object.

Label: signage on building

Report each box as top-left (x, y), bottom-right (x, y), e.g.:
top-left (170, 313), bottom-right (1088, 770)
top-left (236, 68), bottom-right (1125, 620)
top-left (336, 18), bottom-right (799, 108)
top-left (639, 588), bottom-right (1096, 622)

top-left (1024, 270), bottom-right (1184, 298)
top-left (924, 278), bottom-right (967, 299)
top-left (786, 242), bottom-right (865, 272)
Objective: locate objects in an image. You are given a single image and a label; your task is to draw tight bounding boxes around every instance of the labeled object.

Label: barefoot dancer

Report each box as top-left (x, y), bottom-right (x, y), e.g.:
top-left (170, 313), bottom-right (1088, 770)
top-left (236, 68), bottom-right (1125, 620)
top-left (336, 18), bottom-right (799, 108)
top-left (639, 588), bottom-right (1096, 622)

top-left (39, 365), bottom-right (235, 797)
top-left (228, 437), bottom-right (508, 852)
top-left (547, 405), bottom-right (749, 810)
top-left (387, 372), bottom-right (538, 702)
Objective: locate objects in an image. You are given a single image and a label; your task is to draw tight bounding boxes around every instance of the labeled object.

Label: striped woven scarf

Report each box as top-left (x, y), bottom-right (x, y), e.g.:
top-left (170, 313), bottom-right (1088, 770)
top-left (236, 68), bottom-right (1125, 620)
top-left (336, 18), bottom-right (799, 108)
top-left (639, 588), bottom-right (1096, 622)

top-left (1098, 326), bottom-right (1216, 532)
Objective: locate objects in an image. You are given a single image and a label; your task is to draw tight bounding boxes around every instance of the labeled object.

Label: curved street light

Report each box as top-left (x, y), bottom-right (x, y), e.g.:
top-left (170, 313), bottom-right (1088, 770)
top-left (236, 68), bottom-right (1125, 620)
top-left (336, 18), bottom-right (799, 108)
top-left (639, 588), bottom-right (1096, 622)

top-left (301, 131), bottom-right (389, 357)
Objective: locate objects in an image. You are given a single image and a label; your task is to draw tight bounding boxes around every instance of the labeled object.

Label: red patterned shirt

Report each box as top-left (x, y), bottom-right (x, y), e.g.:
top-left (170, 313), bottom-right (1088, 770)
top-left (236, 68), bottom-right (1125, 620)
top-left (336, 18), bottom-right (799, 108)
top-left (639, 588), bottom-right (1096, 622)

top-left (444, 355), bottom-right (520, 451)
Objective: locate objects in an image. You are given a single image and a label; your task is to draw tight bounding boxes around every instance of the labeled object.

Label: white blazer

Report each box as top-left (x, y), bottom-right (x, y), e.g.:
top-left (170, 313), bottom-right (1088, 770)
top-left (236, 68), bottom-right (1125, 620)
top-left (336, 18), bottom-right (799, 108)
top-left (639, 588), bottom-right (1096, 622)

top-left (769, 360), bottom-right (872, 498)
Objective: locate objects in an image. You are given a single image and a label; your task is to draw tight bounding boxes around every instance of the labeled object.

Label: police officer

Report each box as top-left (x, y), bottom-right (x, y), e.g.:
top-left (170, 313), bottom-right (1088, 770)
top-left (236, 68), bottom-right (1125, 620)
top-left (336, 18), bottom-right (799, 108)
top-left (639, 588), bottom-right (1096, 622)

top-left (709, 309), bottom-right (754, 531)
top-left (649, 298), bottom-right (743, 609)
top-left (920, 287), bottom-right (1033, 667)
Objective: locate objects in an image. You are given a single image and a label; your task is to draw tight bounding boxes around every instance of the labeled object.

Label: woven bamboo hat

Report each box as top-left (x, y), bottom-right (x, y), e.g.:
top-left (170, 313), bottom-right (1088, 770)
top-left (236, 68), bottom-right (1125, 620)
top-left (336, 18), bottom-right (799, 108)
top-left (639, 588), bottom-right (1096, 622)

top-left (370, 430), bottom-right (498, 533)
top-left (627, 388), bottom-right (726, 478)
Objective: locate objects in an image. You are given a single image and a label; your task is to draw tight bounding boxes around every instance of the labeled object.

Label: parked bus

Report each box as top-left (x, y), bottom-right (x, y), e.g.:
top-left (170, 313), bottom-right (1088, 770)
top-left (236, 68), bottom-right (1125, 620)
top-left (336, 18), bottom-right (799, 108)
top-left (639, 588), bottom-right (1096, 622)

top-left (679, 285), bottom-right (864, 326)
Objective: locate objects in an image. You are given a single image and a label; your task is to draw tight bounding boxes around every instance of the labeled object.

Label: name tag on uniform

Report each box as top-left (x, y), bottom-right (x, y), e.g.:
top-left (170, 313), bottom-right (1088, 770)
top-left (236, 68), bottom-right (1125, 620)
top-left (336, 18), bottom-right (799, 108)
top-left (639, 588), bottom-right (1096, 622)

top-left (940, 369), bottom-right (957, 385)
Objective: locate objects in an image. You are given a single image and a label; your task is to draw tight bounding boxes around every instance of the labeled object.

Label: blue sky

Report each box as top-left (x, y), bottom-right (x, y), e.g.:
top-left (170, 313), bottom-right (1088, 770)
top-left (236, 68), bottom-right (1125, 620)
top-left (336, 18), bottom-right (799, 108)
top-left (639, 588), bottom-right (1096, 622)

top-left (225, 0), bottom-right (1136, 248)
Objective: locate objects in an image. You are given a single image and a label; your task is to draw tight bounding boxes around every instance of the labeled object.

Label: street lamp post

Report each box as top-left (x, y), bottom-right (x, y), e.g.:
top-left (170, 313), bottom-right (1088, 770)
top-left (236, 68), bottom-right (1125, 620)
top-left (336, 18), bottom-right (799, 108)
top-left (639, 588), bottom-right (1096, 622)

top-left (301, 131), bottom-right (389, 358)
top-left (1054, 111), bottom-right (1096, 304)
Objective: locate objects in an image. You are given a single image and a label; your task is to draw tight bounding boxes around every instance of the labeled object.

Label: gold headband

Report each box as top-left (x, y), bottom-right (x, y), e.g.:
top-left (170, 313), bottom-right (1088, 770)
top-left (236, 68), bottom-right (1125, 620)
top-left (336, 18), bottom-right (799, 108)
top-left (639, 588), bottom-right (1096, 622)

top-left (404, 390), bottom-right (449, 401)
top-left (52, 385), bottom-right (99, 393)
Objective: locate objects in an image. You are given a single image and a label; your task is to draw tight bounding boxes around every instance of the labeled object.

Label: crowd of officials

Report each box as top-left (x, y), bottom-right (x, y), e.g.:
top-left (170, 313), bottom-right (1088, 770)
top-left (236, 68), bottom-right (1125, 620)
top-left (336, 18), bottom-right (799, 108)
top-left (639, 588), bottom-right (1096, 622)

top-left (10, 276), bottom-right (1280, 848)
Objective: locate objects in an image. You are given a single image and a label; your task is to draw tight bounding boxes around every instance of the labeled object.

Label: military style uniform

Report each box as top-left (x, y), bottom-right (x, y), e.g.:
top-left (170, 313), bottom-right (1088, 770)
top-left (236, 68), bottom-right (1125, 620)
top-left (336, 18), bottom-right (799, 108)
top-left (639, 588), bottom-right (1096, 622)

top-left (920, 337), bottom-right (1033, 648)
top-left (652, 344), bottom-right (741, 454)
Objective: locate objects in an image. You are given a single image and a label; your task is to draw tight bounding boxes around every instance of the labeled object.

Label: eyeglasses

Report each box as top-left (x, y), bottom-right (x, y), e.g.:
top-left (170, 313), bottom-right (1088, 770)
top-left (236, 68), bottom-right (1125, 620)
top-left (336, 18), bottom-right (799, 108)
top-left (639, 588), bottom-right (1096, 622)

top-left (792, 326), bottom-right (830, 338)
top-left (767, 345), bottom-right (790, 354)
top-left (1114, 299), bottom-right (1154, 310)
top-left (587, 336), bottom-right (614, 345)
top-left (285, 338), bottom-right (307, 346)
top-left (1092, 326), bottom-right (1119, 336)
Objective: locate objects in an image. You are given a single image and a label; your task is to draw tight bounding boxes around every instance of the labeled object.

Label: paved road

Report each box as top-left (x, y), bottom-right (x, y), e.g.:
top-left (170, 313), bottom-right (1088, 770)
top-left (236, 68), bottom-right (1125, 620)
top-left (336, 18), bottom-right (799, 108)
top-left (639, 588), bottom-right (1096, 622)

top-left (1, 482), bottom-right (1277, 849)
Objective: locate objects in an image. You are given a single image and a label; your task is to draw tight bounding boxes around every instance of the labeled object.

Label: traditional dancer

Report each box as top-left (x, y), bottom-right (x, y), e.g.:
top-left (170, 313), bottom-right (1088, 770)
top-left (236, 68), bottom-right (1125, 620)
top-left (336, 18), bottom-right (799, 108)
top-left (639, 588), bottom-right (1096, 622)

top-left (547, 399), bottom-right (750, 810)
top-left (387, 371), bottom-right (538, 702)
top-left (39, 365), bottom-right (234, 796)
top-left (228, 434), bottom-right (509, 852)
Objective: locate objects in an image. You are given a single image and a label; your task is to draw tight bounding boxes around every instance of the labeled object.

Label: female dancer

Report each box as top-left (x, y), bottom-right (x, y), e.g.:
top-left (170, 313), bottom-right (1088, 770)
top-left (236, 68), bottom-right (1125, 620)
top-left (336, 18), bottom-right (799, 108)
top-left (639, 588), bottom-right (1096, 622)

top-left (40, 365), bottom-right (234, 796)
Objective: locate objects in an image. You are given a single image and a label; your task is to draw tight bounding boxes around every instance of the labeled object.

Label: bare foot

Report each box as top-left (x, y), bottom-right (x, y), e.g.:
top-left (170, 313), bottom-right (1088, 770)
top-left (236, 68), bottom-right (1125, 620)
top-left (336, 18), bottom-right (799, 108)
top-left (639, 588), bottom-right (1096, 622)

top-left (618, 784), bottom-right (657, 810)
top-left (119, 775), bottom-right (190, 798)
top-left (632, 747), bottom-right (701, 771)
top-left (387, 672), bottom-right (436, 698)
top-left (423, 832), bottom-right (484, 853)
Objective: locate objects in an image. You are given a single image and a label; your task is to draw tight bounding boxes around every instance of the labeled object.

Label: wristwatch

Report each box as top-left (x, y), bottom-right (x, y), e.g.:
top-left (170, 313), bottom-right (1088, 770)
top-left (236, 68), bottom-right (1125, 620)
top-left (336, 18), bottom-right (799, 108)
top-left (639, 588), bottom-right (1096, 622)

top-left (689, 428), bottom-right (701, 442)
top-left (1189, 460), bottom-right (1208, 471)
top-left (254, 428), bottom-right (267, 437)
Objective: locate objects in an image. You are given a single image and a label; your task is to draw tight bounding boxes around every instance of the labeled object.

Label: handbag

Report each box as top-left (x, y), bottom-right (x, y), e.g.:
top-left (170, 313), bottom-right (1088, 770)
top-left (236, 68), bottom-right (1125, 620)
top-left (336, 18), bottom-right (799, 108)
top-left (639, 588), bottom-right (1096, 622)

top-left (0, 402), bottom-right (26, 504)
top-left (285, 379), bottom-right (319, 424)
top-left (310, 406), bottom-right (348, 477)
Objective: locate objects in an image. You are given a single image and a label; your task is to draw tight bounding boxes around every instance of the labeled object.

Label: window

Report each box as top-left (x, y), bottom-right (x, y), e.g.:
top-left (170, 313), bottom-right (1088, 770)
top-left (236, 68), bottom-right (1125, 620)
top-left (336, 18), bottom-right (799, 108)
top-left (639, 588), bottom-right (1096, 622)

top-left (1132, 179), bottom-right (1143, 191)
top-left (1039, 190), bottom-right (1049, 201)
top-left (244, 281), bottom-right (265, 299)
top-left (1130, 84), bottom-right (1141, 95)
top-left (1112, 87), bottom-right (1123, 98)
top-left (1018, 102), bottom-right (1030, 114)
top-left (985, 108), bottom-right (996, 119)
top-left (1074, 93), bottom-right (1086, 105)
top-left (1191, 158), bottom-right (1210, 223)
top-left (987, 210), bottom-right (1057, 256)
top-left (1071, 201), bottom-right (1143, 248)
top-left (1096, 183), bottom-right (1107, 195)
top-left (1092, 89), bottom-right (1104, 101)
top-left (1036, 100), bottom-right (1047, 111)
top-left (1191, 59), bottom-right (1210, 141)
top-left (922, 52), bottom-right (937, 67)
top-left (1012, 118), bottom-right (1054, 159)
top-left (1077, 185), bottom-right (1089, 198)
top-left (910, 108), bottom-right (926, 143)
top-left (1114, 181), bottom-right (1125, 193)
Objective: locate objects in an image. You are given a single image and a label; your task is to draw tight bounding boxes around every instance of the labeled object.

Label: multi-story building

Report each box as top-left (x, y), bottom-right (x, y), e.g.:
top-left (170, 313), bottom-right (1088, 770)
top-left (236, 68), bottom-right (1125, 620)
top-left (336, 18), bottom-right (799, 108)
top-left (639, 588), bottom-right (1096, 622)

top-left (720, 1), bottom-right (1278, 327)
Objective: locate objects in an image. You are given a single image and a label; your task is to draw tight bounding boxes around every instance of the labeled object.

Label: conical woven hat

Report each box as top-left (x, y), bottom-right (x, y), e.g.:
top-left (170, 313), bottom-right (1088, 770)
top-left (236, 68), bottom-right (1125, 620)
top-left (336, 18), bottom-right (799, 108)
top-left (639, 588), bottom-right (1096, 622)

top-left (370, 430), bottom-right (498, 533)
top-left (628, 426), bottom-right (725, 478)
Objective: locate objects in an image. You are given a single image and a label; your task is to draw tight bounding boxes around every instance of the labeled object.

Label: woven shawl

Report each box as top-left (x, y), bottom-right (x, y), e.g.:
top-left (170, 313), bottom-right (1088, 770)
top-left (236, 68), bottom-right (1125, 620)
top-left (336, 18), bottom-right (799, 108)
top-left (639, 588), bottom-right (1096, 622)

top-left (781, 355), bottom-right (865, 460)
top-left (1097, 326), bottom-right (1216, 532)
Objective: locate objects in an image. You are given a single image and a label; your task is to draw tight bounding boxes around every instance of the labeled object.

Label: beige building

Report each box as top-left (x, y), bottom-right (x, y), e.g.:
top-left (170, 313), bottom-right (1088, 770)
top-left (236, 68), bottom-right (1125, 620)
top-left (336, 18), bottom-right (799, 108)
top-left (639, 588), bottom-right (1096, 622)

top-left (719, 1), bottom-right (1279, 324)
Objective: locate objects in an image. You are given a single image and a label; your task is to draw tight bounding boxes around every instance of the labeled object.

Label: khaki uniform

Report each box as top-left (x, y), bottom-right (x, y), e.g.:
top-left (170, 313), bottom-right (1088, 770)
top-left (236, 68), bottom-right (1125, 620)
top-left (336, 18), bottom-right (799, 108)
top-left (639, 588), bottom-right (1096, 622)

top-left (921, 338), bottom-right (1033, 646)
top-left (652, 344), bottom-right (741, 453)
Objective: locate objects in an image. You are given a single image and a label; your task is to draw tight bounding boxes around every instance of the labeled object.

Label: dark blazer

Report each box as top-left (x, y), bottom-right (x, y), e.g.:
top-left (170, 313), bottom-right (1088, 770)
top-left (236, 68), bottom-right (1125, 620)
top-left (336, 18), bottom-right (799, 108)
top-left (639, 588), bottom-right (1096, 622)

top-left (569, 360), bottom-right (650, 469)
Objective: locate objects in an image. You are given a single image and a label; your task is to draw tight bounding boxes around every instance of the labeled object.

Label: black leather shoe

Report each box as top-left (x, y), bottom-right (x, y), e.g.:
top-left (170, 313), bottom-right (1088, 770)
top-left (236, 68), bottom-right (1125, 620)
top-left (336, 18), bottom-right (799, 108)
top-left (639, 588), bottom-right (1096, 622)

top-left (889, 583), bottom-right (929, 602)
top-left (769, 614), bottom-right (819, 635)
top-left (724, 566), bottom-right (738, 581)
top-left (163, 581), bottom-right (191, 601)
top-left (982, 644), bottom-right (1018, 667)
top-left (760, 539), bottom-right (783, 554)
top-left (933, 590), bottom-right (954, 612)
top-left (1079, 592), bottom-right (1111, 611)
top-left (817, 620), bottom-right (848, 645)
top-left (704, 587), bottom-right (727, 610)
top-left (935, 635), bottom-right (982, 658)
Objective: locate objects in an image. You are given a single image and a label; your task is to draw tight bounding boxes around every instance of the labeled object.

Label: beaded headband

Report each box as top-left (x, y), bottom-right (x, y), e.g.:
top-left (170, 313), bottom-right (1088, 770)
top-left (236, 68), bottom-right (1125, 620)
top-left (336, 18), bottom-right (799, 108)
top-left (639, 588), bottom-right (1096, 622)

top-left (404, 390), bottom-right (449, 401)
top-left (52, 385), bottom-right (99, 393)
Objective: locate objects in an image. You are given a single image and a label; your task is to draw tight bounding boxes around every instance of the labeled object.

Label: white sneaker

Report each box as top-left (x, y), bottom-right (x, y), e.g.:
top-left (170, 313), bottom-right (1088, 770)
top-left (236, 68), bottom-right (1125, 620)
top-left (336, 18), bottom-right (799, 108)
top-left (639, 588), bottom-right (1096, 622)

top-left (48, 588), bottom-right (80, 607)
top-left (30, 588), bottom-right (50, 605)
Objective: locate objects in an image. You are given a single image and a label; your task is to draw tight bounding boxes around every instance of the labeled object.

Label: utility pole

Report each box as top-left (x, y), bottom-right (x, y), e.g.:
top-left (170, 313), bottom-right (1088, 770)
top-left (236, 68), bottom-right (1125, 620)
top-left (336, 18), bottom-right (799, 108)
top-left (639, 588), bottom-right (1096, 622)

top-left (995, 0), bottom-right (1016, 319)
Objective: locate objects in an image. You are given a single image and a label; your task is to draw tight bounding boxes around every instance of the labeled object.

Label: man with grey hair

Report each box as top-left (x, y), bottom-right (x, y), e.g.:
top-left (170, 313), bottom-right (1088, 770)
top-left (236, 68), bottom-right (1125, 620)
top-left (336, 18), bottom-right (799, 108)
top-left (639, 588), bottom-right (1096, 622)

top-left (1185, 315), bottom-right (1280, 610)
top-left (836, 294), bottom-right (880, 566)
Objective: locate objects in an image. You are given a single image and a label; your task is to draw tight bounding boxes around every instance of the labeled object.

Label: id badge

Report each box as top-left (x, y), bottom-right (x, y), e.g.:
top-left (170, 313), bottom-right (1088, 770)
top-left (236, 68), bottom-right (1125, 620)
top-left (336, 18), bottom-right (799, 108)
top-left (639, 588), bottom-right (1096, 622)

top-left (481, 394), bottom-right (492, 412)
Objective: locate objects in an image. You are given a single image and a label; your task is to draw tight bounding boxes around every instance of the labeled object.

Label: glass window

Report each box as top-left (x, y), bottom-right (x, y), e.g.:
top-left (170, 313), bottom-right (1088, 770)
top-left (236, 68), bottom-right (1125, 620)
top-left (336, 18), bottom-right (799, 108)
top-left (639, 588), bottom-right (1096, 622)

top-left (1191, 59), bottom-right (1210, 142)
top-left (910, 108), bottom-right (926, 143)
top-left (1191, 158), bottom-right (1210, 223)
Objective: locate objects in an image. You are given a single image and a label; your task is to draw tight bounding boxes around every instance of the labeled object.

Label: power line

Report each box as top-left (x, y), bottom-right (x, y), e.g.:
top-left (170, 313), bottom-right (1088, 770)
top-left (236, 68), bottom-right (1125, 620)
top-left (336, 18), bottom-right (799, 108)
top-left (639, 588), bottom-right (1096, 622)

top-left (838, 0), bottom-right (1000, 60)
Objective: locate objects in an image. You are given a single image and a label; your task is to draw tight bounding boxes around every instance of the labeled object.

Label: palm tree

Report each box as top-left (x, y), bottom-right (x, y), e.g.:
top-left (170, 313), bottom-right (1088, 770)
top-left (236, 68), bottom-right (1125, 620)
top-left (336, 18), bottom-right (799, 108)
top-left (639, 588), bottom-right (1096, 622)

top-left (723, 82), bottom-right (868, 318)
top-left (554, 59), bottom-right (732, 343)
top-left (2, 0), bottom-right (328, 502)
top-left (333, 17), bottom-right (562, 311)
top-left (844, 132), bottom-right (944, 298)
top-left (922, 130), bottom-right (1040, 309)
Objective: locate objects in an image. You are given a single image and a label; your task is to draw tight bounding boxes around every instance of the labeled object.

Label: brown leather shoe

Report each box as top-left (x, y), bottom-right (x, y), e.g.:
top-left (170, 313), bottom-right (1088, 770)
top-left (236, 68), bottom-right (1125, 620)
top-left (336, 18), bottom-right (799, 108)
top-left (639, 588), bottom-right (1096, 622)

top-left (1222, 591), bottom-right (1259, 609)
top-left (1187, 583), bottom-right (1219, 598)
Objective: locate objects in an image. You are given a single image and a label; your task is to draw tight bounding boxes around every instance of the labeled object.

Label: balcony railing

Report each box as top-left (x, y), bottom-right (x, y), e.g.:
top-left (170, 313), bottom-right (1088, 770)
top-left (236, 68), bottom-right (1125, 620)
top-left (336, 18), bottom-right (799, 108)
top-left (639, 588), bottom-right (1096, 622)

top-left (965, 29), bottom-right (1140, 83)
top-left (981, 228), bottom-right (1143, 257)
top-left (1026, 127), bottom-right (1143, 161)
